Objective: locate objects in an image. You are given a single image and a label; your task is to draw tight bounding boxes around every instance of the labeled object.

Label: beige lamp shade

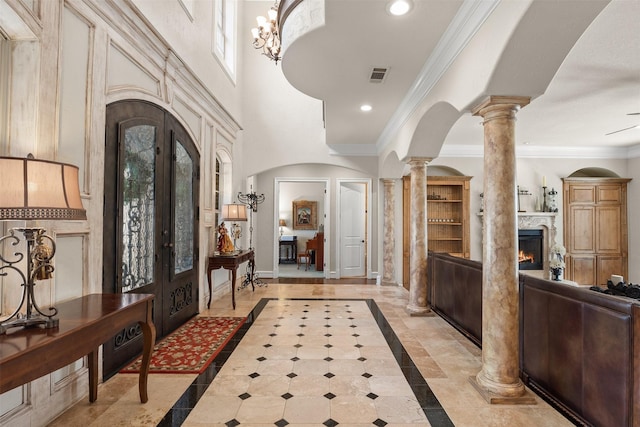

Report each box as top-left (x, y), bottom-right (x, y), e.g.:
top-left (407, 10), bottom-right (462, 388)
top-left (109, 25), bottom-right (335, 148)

top-left (0, 156), bottom-right (86, 220)
top-left (279, 219), bottom-right (286, 226)
top-left (221, 203), bottom-right (248, 221)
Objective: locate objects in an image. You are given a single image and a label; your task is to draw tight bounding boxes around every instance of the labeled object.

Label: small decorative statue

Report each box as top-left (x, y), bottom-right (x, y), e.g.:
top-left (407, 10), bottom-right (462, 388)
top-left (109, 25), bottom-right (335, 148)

top-left (549, 243), bottom-right (566, 281)
top-left (32, 239), bottom-right (54, 280)
top-left (216, 222), bottom-right (235, 253)
top-left (230, 223), bottom-right (242, 250)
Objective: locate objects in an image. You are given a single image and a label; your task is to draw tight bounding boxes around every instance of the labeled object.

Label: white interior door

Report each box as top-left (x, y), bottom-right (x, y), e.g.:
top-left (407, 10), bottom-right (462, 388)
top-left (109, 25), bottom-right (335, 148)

top-left (340, 182), bottom-right (366, 277)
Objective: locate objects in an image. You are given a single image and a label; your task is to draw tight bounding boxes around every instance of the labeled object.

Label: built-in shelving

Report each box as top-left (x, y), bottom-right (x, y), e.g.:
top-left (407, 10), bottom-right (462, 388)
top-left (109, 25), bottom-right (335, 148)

top-left (403, 175), bottom-right (472, 286)
top-left (425, 176), bottom-right (471, 258)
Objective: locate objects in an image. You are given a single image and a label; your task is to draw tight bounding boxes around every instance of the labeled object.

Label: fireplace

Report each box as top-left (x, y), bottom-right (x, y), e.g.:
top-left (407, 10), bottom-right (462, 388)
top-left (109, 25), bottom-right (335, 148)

top-left (478, 212), bottom-right (558, 276)
top-left (519, 229), bottom-right (543, 270)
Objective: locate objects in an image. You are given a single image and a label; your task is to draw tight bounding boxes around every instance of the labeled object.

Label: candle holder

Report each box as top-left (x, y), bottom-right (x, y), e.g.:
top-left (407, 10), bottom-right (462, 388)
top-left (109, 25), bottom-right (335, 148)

top-left (542, 186), bottom-right (548, 212)
top-left (517, 186), bottom-right (531, 212)
top-left (547, 188), bottom-right (558, 212)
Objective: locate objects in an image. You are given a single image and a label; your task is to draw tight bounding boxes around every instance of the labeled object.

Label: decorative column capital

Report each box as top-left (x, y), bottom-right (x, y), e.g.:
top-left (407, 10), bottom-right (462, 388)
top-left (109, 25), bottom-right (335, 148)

top-left (472, 96), bottom-right (531, 122)
top-left (382, 178), bottom-right (396, 188)
top-left (406, 157), bottom-right (433, 169)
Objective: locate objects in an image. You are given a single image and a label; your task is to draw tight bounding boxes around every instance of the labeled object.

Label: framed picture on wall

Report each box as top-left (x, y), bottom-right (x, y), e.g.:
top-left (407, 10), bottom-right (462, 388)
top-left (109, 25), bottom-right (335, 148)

top-left (292, 200), bottom-right (317, 230)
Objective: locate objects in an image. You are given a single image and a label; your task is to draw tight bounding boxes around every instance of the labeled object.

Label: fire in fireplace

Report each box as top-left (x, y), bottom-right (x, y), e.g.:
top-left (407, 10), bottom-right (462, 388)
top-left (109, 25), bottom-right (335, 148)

top-left (518, 229), bottom-right (543, 270)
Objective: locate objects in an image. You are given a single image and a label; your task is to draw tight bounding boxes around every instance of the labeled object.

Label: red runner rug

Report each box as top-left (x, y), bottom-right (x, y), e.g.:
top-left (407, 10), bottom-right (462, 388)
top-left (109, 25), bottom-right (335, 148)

top-left (121, 316), bottom-right (246, 374)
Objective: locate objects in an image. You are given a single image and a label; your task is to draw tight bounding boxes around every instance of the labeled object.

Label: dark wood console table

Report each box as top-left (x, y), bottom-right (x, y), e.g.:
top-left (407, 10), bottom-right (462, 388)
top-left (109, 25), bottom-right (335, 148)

top-left (279, 237), bottom-right (297, 263)
top-left (207, 250), bottom-right (254, 309)
top-left (0, 293), bottom-right (155, 403)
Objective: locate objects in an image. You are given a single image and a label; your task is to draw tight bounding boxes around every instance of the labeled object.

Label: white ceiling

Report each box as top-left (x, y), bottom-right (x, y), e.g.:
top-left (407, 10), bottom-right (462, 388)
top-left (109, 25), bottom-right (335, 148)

top-left (279, 0), bottom-right (640, 156)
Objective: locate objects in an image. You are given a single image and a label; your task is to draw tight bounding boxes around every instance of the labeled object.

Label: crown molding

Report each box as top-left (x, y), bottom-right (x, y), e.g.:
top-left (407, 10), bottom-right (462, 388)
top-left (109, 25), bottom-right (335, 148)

top-left (327, 144), bottom-right (378, 157)
top-left (627, 144), bottom-right (640, 159)
top-left (439, 144), bottom-right (640, 159)
top-left (327, 142), bottom-right (640, 159)
top-left (375, 0), bottom-right (501, 154)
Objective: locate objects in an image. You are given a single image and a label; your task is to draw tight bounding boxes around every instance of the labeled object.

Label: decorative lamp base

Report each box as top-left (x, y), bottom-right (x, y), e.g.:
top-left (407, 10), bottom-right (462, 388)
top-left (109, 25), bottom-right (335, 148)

top-left (0, 227), bottom-right (59, 334)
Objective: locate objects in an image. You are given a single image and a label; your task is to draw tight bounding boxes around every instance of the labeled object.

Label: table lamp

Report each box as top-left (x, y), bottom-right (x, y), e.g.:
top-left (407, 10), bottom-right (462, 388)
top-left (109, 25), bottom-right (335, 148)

top-left (0, 155), bottom-right (86, 334)
top-left (279, 219), bottom-right (286, 238)
top-left (221, 203), bottom-right (248, 251)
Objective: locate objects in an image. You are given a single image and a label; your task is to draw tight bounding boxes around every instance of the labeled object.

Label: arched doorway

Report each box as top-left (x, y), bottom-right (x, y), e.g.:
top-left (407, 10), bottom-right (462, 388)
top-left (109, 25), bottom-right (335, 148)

top-left (102, 100), bottom-right (200, 378)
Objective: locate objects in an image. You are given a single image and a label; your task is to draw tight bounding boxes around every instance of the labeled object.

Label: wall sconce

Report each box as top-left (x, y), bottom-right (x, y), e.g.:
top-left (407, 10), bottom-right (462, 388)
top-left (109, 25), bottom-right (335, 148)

top-left (0, 155), bottom-right (86, 334)
top-left (279, 219), bottom-right (286, 238)
top-left (221, 203), bottom-right (248, 251)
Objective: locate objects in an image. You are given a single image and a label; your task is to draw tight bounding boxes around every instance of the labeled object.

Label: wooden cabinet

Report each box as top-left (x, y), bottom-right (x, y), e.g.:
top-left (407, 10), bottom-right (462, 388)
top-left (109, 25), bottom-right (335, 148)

top-left (403, 175), bottom-right (471, 286)
top-left (563, 177), bottom-right (630, 286)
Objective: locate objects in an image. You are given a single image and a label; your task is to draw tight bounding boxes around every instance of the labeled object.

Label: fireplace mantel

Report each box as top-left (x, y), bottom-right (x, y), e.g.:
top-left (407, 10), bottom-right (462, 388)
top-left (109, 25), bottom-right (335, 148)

top-left (517, 212), bottom-right (557, 229)
top-left (477, 212), bottom-right (558, 276)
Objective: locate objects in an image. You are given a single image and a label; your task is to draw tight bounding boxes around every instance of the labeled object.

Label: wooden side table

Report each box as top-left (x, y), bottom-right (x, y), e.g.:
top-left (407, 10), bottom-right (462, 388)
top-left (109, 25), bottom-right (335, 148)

top-left (207, 250), bottom-right (254, 309)
top-left (0, 293), bottom-right (155, 403)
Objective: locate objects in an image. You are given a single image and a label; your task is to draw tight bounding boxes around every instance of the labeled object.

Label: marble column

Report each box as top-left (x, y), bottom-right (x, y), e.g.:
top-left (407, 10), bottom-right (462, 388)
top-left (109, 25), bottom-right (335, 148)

top-left (406, 157), bottom-right (432, 315)
top-left (470, 96), bottom-right (534, 403)
top-left (382, 179), bottom-right (396, 285)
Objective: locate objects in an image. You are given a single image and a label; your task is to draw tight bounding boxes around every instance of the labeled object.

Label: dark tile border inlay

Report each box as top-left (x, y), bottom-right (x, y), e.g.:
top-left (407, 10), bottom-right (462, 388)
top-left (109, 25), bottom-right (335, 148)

top-left (156, 297), bottom-right (454, 426)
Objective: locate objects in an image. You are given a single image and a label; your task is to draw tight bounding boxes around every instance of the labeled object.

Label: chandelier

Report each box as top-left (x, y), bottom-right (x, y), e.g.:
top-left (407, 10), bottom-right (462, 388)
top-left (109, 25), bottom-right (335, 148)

top-left (251, 1), bottom-right (281, 64)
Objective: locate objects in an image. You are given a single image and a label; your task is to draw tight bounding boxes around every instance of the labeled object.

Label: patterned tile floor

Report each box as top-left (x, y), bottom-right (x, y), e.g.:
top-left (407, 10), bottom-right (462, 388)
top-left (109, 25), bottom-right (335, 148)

top-left (184, 299), bottom-right (435, 426)
top-left (50, 283), bottom-right (574, 427)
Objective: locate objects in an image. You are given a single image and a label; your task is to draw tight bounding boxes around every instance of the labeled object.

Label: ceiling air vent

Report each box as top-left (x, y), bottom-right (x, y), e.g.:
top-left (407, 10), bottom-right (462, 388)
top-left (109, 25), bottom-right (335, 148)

top-left (369, 67), bottom-right (388, 83)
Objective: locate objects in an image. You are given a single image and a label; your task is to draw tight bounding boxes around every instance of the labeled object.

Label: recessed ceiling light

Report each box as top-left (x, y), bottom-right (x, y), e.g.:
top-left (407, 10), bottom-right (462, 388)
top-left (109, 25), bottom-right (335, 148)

top-left (360, 104), bottom-right (372, 112)
top-left (388, 0), bottom-right (412, 16)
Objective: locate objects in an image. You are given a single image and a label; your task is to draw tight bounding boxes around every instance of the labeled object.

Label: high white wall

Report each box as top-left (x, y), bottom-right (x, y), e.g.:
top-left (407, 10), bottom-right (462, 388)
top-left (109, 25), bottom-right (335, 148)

top-left (130, 0), bottom-right (244, 121)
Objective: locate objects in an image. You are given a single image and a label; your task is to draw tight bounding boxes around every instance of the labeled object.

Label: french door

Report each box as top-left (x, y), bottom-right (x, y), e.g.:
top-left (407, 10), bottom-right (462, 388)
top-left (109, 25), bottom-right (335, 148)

top-left (102, 100), bottom-right (199, 378)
